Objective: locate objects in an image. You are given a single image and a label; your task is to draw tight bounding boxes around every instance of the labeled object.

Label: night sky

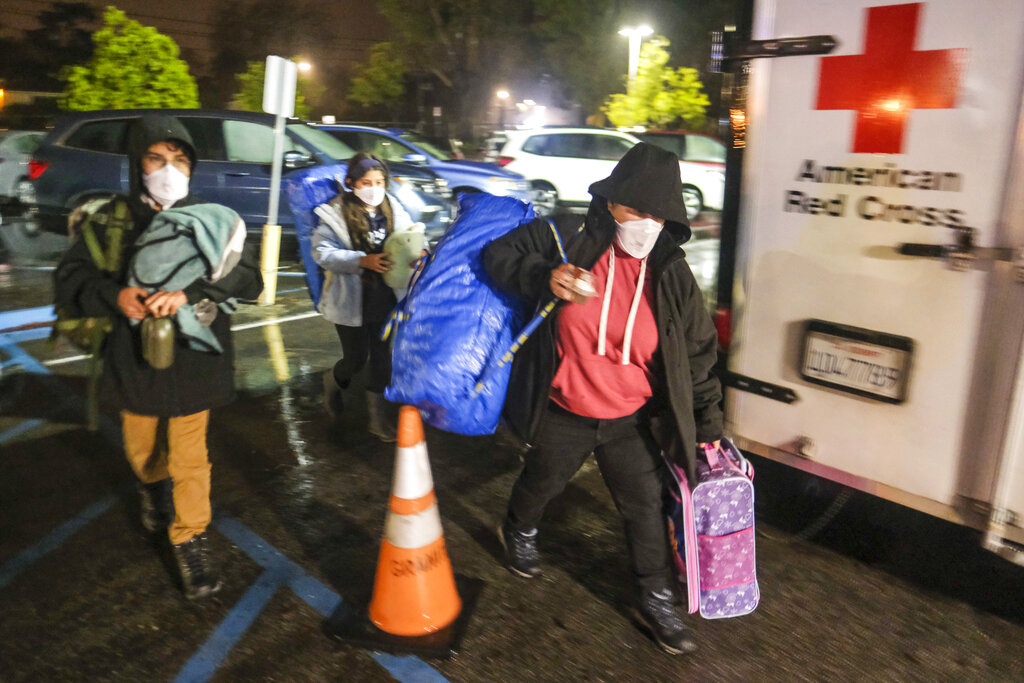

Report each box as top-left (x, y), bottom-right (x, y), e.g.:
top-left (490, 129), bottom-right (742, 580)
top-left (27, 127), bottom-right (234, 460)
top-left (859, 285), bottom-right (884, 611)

top-left (1, 0), bottom-right (389, 78)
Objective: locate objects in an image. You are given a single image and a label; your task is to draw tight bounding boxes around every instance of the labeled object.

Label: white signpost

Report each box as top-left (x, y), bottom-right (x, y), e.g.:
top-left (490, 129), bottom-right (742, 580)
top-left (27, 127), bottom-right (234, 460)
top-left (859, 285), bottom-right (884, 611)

top-left (258, 55), bottom-right (298, 306)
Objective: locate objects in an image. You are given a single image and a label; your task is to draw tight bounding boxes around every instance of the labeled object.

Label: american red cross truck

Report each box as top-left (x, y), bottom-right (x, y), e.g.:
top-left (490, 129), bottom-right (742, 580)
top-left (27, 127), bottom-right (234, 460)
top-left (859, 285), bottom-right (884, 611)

top-left (715, 0), bottom-right (1024, 563)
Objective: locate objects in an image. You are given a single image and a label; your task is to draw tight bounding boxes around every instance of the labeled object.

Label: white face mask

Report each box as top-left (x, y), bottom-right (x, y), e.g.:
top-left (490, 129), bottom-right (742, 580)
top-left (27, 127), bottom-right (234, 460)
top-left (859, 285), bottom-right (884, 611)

top-left (143, 164), bottom-right (190, 208)
top-left (354, 185), bottom-right (386, 207)
top-left (614, 217), bottom-right (663, 258)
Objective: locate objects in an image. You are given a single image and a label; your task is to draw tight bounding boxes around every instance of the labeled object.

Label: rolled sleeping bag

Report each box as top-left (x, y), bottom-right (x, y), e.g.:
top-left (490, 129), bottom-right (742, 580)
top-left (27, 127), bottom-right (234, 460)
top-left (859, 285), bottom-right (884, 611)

top-left (382, 223), bottom-right (426, 298)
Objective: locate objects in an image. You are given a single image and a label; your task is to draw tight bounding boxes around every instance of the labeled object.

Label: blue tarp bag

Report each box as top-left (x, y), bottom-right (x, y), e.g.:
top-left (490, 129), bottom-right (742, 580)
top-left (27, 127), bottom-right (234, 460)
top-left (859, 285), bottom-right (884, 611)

top-left (283, 164), bottom-right (348, 307)
top-left (385, 193), bottom-right (535, 435)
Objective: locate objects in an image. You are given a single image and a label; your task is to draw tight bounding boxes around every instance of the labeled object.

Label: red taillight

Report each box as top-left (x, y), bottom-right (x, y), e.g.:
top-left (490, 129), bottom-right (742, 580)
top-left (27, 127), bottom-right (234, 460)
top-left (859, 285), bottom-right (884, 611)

top-left (497, 156), bottom-right (515, 167)
top-left (28, 160), bottom-right (49, 180)
top-left (714, 306), bottom-right (732, 350)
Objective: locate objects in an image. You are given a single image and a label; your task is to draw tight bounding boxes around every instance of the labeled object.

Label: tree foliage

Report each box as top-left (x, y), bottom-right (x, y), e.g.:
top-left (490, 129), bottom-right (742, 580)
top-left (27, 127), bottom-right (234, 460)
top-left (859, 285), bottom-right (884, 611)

top-left (231, 59), bottom-right (321, 120)
top-left (603, 37), bottom-right (710, 129)
top-left (0, 2), bottom-right (97, 91)
top-left (207, 0), bottom-right (340, 111)
top-left (61, 7), bottom-right (198, 110)
top-left (531, 0), bottom-right (628, 118)
top-left (348, 43), bottom-right (406, 110)
top-left (374, 0), bottom-right (529, 134)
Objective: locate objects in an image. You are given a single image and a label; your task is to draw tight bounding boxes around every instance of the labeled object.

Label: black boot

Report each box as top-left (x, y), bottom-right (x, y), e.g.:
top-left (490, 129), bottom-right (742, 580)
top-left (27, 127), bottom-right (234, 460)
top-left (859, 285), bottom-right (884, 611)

top-left (632, 588), bottom-right (697, 655)
top-left (322, 371), bottom-right (343, 418)
top-left (172, 532), bottom-right (222, 600)
top-left (138, 480), bottom-right (172, 533)
top-left (497, 519), bottom-right (542, 578)
top-left (366, 391), bottom-right (397, 442)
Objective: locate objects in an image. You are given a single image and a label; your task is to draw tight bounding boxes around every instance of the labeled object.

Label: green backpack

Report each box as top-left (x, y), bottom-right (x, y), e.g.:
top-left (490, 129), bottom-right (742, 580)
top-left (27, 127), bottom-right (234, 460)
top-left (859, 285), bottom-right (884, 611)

top-left (51, 197), bottom-right (133, 429)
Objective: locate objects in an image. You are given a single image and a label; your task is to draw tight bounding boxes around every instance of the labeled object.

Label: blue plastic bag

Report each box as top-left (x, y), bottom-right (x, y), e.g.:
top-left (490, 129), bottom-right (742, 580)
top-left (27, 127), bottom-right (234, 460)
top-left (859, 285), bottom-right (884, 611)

top-left (283, 164), bottom-right (348, 307)
top-left (385, 193), bottom-right (535, 435)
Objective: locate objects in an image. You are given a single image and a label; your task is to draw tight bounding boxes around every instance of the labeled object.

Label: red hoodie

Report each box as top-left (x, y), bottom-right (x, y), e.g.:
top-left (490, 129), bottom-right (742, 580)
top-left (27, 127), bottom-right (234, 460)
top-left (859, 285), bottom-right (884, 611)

top-left (550, 242), bottom-right (658, 418)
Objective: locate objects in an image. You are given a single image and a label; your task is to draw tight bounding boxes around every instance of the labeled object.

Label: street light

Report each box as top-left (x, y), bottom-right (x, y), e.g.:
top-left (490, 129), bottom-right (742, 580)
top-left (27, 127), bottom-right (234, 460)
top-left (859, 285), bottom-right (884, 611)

top-left (297, 61), bottom-right (312, 73)
top-left (496, 89), bottom-right (510, 128)
top-left (619, 25), bottom-right (653, 83)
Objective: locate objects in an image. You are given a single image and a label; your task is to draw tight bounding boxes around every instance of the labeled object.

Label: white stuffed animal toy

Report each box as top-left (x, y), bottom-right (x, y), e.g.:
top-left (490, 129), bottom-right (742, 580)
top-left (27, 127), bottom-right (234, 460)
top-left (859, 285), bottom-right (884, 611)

top-left (382, 223), bottom-right (426, 300)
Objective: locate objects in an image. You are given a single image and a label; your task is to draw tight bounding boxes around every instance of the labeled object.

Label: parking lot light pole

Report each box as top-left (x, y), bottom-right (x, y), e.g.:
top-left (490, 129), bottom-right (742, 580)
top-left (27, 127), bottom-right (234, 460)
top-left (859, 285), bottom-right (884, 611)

top-left (496, 89), bottom-right (509, 129)
top-left (619, 25), bottom-right (653, 84)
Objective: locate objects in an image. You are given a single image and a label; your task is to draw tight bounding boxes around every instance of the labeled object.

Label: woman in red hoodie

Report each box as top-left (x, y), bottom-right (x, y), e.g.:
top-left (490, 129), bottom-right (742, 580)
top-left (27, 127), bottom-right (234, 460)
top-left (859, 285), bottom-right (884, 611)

top-left (484, 142), bottom-right (723, 656)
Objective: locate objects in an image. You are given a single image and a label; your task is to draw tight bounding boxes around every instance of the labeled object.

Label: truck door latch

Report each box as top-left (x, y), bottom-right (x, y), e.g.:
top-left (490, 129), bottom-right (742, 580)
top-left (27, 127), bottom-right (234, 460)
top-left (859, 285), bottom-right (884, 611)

top-left (712, 33), bottom-right (838, 71)
top-left (898, 227), bottom-right (1020, 274)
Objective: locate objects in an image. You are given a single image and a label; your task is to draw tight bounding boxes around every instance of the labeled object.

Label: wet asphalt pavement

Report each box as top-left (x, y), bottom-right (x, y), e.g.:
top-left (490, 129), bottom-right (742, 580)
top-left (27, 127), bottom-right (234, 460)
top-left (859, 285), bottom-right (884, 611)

top-left (1, 234), bottom-right (1023, 682)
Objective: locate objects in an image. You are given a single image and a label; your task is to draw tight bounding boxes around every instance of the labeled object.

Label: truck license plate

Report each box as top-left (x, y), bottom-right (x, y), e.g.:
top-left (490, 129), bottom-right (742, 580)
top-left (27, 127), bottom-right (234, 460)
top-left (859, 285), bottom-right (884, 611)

top-left (800, 320), bottom-right (914, 404)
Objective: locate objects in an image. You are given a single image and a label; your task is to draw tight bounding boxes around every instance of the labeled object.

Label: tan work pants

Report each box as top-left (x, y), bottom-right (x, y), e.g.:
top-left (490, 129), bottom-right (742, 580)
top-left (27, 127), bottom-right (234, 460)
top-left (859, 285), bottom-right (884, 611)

top-left (121, 410), bottom-right (211, 546)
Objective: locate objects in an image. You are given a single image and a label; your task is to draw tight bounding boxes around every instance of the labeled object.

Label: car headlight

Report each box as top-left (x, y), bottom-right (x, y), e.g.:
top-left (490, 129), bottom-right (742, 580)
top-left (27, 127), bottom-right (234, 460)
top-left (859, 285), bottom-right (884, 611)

top-left (488, 177), bottom-right (522, 193)
top-left (394, 175), bottom-right (450, 198)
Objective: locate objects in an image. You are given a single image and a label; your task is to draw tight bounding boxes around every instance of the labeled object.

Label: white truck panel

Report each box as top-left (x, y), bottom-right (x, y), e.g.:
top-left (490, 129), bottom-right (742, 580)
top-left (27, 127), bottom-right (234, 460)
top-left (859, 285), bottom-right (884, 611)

top-left (729, 0), bottom-right (1024, 515)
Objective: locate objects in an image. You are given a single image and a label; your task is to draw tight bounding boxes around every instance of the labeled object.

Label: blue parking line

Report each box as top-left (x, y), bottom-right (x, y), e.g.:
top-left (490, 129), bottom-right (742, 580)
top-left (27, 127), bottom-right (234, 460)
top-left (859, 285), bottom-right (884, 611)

top-left (0, 337), bottom-right (50, 374)
top-left (0, 336), bottom-right (53, 445)
top-left (0, 495), bottom-right (116, 590)
top-left (0, 327), bottom-right (53, 344)
top-left (212, 514), bottom-right (448, 683)
top-left (0, 418), bottom-right (45, 447)
top-left (173, 567), bottom-right (289, 683)
top-left (0, 305), bottom-right (55, 331)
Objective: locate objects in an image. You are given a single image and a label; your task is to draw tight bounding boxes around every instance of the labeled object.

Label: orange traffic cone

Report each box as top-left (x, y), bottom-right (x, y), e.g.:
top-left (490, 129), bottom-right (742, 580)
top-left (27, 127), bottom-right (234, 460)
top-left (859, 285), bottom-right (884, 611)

top-left (368, 406), bottom-right (462, 636)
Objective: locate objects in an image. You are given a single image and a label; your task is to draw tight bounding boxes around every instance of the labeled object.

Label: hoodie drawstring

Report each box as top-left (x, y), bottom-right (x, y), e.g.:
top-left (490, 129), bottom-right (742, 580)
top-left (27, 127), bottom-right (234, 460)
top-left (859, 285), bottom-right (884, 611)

top-left (597, 248), bottom-right (648, 365)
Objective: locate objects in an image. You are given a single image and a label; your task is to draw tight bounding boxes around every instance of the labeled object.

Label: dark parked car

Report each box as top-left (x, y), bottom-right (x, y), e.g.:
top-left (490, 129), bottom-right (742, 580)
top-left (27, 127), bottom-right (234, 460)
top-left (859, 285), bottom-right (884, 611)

top-left (21, 109), bottom-right (454, 244)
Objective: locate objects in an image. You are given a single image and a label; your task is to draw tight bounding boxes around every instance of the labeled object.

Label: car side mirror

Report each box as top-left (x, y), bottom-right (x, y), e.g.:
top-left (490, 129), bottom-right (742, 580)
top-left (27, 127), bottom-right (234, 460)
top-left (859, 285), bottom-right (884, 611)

top-left (283, 150), bottom-right (315, 169)
top-left (403, 153), bottom-right (428, 164)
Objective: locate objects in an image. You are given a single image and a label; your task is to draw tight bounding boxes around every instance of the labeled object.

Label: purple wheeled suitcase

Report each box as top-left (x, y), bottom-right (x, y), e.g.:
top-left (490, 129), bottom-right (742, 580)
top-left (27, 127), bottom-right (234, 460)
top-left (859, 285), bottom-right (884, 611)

top-left (665, 437), bottom-right (759, 619)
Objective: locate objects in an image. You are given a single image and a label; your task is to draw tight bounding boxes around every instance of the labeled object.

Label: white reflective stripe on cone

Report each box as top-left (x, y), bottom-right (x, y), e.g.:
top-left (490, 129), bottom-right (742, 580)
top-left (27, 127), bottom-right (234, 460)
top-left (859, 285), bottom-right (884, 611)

top-left (391, 442), bottom-right (434, 500)
top-left (384, 504), bottom-right (444, 549)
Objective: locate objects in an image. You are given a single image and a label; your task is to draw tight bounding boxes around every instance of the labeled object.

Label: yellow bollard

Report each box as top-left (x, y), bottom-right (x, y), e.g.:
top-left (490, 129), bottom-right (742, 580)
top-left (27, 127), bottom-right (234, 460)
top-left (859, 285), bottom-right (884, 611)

top-left (258, 223), bottom-right (281, 306)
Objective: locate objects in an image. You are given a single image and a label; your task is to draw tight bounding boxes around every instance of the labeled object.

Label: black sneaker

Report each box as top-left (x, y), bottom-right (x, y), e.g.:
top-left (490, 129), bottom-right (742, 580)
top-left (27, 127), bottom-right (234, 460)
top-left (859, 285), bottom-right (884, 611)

top-left (172, 532), bottom-right (223, 600)
top-left (138, 480), bottom-right (171, 533)
top-left (497, 520), bottom-right (541, 578)
top-left (632, 588), bottom-right (697, 655)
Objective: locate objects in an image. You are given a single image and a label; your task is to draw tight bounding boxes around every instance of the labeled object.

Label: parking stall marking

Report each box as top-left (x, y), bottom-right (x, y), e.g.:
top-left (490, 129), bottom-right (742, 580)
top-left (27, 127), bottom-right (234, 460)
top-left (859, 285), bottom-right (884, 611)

top-left (0, 500), bottom-right (449, 682)
top-left (1, 305), bottom-right (450, 680)
top-left (173, 566), bottom-right (290, 683)
top-left (0, 495), bottom-right (117, 590)
top-left (212, 514), bottom-right (450, 683)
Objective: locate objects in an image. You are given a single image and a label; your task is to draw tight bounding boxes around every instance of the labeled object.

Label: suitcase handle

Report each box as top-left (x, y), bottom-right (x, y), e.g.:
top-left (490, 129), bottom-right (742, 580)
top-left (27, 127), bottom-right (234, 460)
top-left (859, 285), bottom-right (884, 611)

top-left (704, 440), bottom-right (754, 480)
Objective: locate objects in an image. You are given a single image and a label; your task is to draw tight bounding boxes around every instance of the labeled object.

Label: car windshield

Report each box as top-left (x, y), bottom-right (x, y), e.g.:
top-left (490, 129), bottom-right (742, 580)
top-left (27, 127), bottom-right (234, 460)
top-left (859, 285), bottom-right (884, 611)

top-left (287, 123), bottom-right (356, 161)
top-left (397, 132), bottom-right (451, 161)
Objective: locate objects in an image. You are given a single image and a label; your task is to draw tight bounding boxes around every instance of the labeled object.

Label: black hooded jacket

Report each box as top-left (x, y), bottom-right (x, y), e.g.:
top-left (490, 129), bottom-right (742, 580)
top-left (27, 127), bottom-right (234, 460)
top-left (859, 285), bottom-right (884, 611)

top-left (483, 197), bottom-right (723, 482)
top-left (53, 114), bottom-right (263, 416)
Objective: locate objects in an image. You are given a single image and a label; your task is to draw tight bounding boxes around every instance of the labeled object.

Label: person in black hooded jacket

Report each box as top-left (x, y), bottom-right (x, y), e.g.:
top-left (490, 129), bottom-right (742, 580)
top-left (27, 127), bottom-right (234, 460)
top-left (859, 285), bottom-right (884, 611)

top-left (53, 114), bottom-right (263, 600)
top-left (484, 142), bottom-right (723, 655)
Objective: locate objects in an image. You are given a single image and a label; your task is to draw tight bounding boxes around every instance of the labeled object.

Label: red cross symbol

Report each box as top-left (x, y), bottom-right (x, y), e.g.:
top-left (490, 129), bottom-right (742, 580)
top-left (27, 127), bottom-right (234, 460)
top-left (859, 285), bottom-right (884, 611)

top-left (815, 3), bottom-right (966, 154)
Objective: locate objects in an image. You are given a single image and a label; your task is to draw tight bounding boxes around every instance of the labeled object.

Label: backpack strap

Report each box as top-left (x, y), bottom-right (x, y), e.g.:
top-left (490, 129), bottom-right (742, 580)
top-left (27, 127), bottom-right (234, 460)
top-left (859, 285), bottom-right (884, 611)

top-left (79, 221), bottom-right (108, 272)
top-left (76, 197), bottom-right (132, 273)
top-left (103, 198), bottom-right (131, 273)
